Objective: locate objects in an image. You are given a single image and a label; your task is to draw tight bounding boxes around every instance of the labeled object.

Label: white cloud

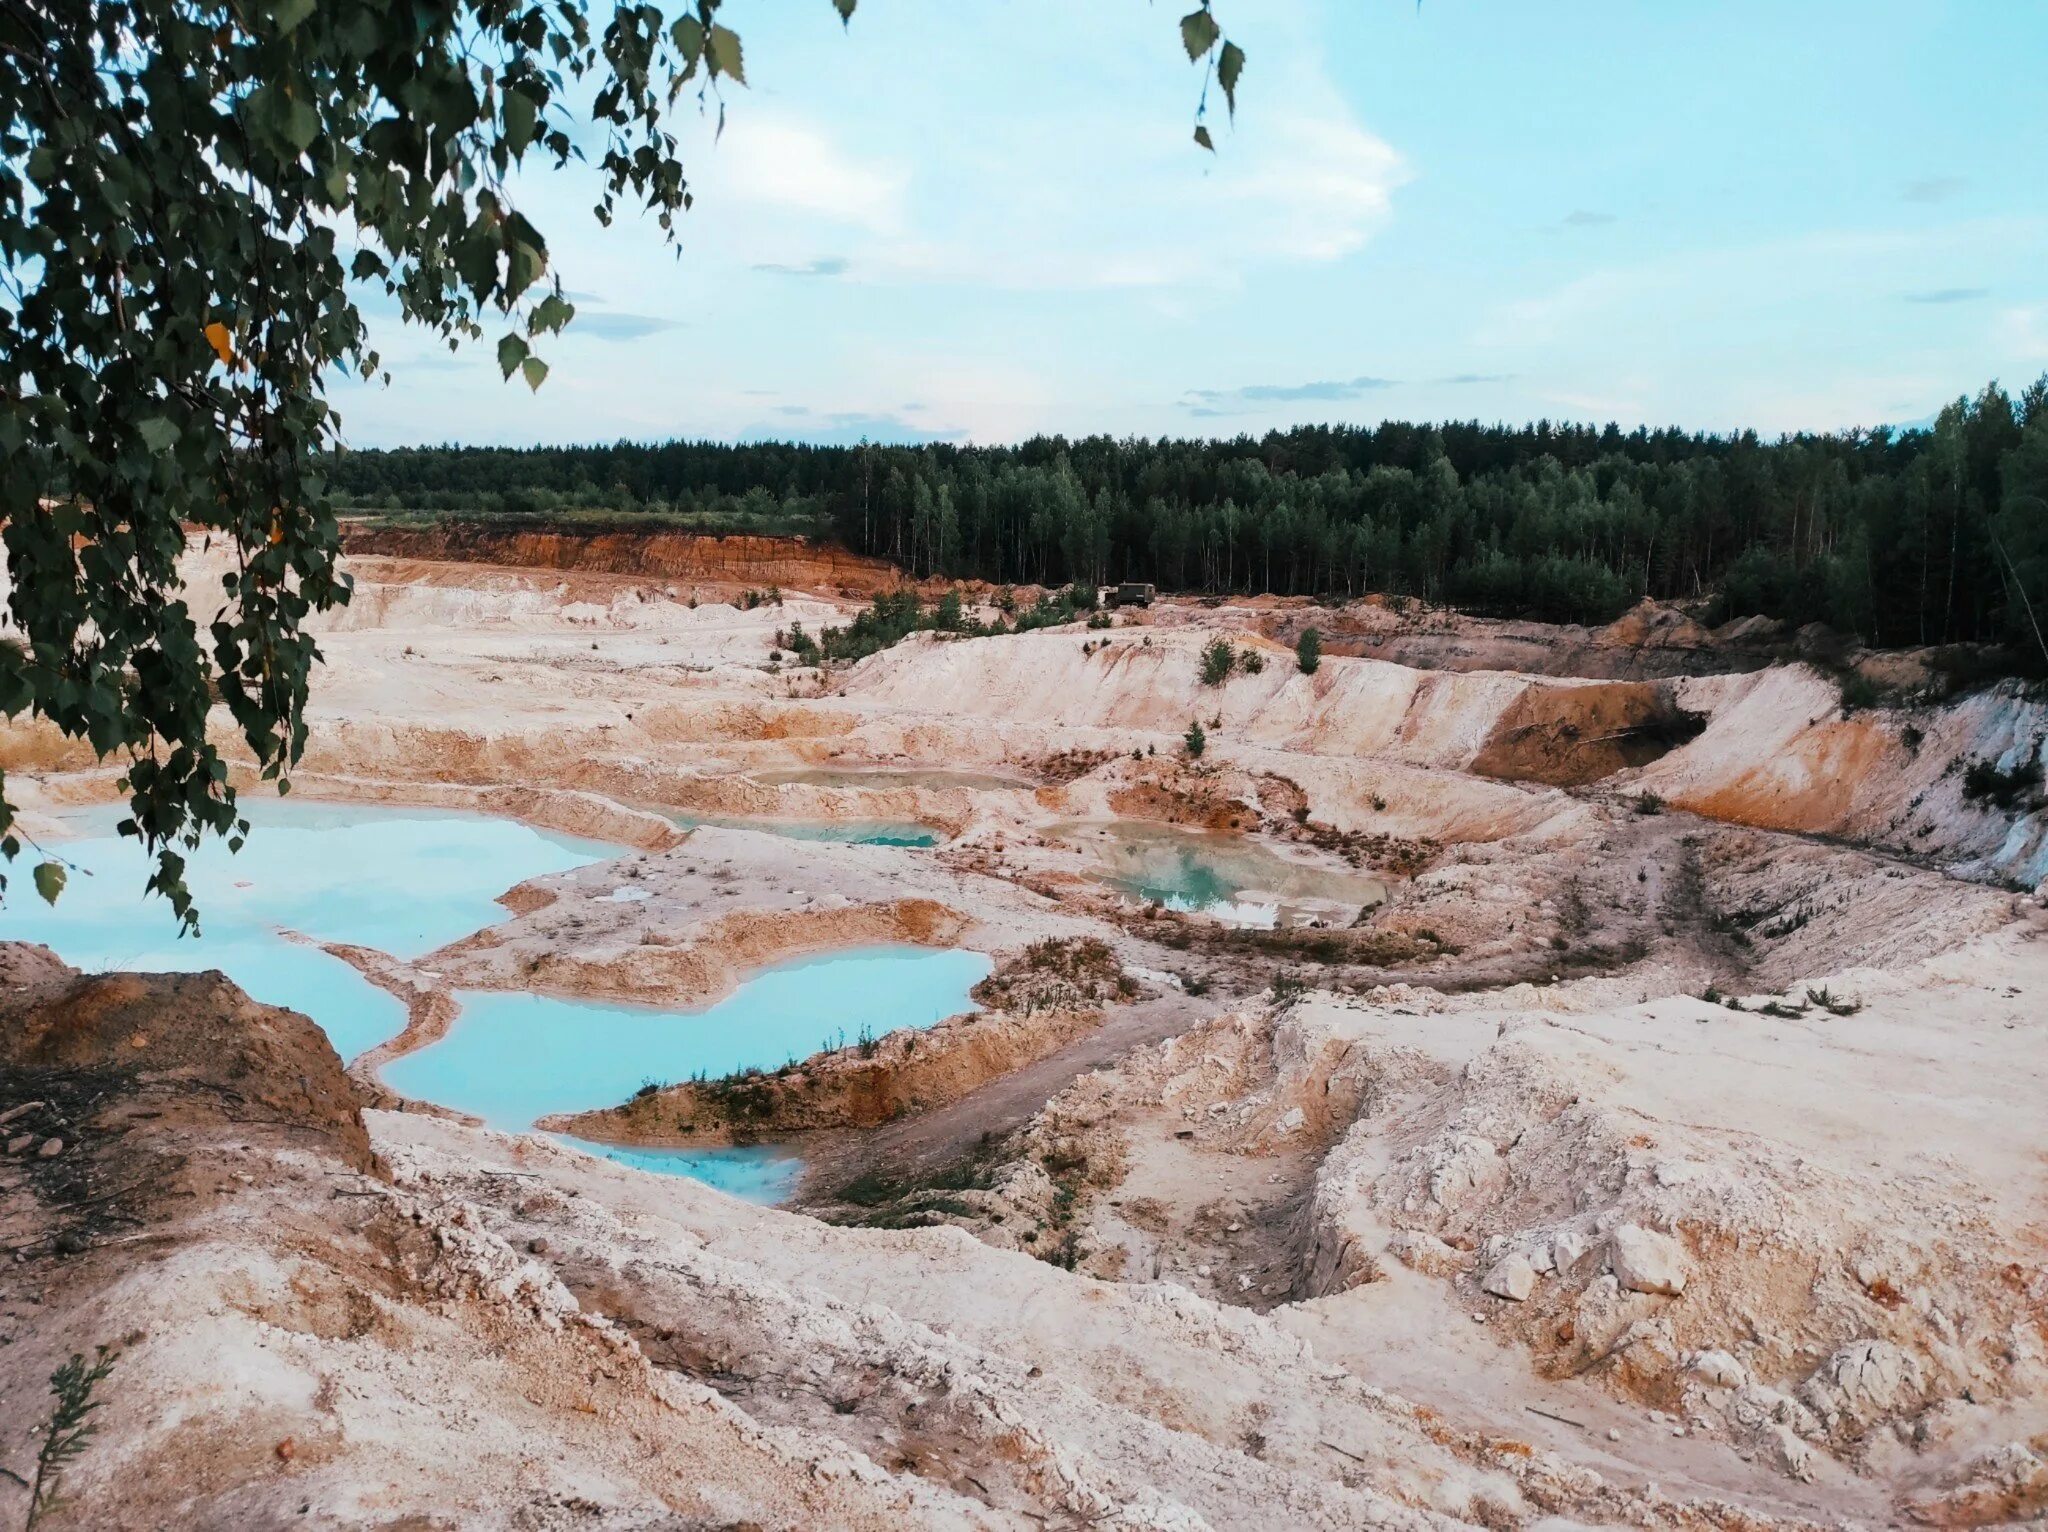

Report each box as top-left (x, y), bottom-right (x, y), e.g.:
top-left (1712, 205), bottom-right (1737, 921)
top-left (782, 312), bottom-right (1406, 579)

top-left (657, 3), bottom-right (1405, 295)
top-left (1217, 113), bottom-right (1406, 262)
top-left (699, 114), bottom-right (908, 233)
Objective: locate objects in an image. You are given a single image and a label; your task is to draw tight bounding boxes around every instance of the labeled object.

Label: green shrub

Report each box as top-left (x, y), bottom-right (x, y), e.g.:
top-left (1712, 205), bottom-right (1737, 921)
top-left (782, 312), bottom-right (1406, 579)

top-left (780, 620), bottom-right (821, 665)
top-left (1960, 746), bottom-right (2043, 808)
top-left (1296, 627), bottom-right (1321, 675)
top-left (1837, 671), bottom-right (1887, 713)
top-left (1183, 719), bottom-right (1207, 758)
top-left (1199, 638), bottom-right (1235, 685)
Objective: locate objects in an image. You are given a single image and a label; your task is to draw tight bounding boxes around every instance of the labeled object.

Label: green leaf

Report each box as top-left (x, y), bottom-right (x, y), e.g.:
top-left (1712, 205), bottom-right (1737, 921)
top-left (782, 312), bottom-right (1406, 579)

top-left (1217, 41), bottom-right (1245, 117)
top-left (273, 0), bottom-right (316, 34)
top-left (1180, 8), bottom-right (1219, 61)
top-left (527, 292), bottom-right (575, 335)
top-left (708, 24), bottom-right (746, 84)
top-left (503, 88), bottom-right (537, 155)
top-left (33, 860), bottom-right (65, 905)
top-left (833, 0), bottom-right (857, 22)
top-left (137, 416), bottom-right (178, 454)
top-left (520, 356), bottom-right (550, 392)
top-left (496, 333), bottom-right (530, 378)
top-left (505, 239), bottom-right (545, 299)
top-left (670, 15), bottom-right (704, 62)
top-left (281, 93), bottom-right (319, 153)
top-left (1193, 124), bottom-right (1214, 152)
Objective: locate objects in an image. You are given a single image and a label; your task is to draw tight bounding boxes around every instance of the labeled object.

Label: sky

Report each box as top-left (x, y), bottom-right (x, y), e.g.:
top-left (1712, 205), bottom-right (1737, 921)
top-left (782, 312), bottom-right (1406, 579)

top-left (331, 0), bottom-right (2048, 450)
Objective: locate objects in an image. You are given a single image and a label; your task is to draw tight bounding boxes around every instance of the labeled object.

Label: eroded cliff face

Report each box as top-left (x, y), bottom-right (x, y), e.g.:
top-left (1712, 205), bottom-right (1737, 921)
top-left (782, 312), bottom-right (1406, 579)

top-left (340, 522), bottom-right (906, 595)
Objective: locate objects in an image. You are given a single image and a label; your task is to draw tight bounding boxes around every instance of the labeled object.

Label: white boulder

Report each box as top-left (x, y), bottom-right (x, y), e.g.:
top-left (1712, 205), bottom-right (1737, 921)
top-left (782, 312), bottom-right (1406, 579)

top-left (1688, 1349), bottom-right (1748, 1389)
top-left (1481, 1251), bottom-right (1538, 1302)
top-left (1609, 1224), bottom-right (1688, 1296)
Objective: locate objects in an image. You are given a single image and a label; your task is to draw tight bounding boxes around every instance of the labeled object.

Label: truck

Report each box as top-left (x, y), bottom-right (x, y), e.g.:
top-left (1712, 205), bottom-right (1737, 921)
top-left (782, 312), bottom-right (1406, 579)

top-left (1108, 582), bottom-right (1156, 608)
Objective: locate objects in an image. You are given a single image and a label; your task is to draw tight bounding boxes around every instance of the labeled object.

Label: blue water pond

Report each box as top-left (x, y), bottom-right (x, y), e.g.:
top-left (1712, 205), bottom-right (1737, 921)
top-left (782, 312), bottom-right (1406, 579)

top-left (13, 800), bottom-right (987, 1202)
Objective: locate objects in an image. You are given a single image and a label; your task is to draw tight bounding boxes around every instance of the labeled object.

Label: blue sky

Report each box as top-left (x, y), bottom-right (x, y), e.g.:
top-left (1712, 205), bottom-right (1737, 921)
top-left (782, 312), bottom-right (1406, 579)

top-left (333, 0), bottom-right (2048, 449)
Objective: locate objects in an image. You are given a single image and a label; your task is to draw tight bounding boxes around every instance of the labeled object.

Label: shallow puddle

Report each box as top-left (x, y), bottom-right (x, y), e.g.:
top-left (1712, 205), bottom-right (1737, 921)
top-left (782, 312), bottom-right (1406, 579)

top-left (558, 1138), bottom-right (806, 1200)
top-left (380, 945), bottom-right (990, 1131)
top-left (12, 800), bottom-right (619, 1061)
top-left (668, 811), bottom-right (940, 848)
top-left (1056, 820), bottom-right (1388, 927)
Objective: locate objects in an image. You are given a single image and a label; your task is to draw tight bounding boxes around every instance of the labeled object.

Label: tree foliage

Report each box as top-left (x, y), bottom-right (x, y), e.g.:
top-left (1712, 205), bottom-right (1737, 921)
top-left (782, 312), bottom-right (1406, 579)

top-left (333, 379), bottom-right (2048, 666)
top-left (0, 1), bottom-right (1248, 922)
top-left (1295, 626), bottom-right (1321, 675)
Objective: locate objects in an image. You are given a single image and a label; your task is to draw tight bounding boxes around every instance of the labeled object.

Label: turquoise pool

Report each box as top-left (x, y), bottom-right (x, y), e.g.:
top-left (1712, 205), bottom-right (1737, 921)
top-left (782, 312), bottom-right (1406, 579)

top-left (12, 799), bottom-right (988, 1203)
top-left (668, 812), bottom-right (940, 848)
top-left (383, 945), bottom-right (991, 1131)
top-left (1055, 820), bottom-right (1388, 928)
top-left (9, 799), bottom-right (618, 1061)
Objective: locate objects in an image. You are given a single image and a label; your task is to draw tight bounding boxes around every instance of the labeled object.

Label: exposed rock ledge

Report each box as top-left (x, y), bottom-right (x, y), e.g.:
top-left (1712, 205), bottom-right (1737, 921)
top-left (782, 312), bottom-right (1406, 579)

top-left (424, 896), bottom-right (974, 1011)
top-left (544, 935), bottom-right (1138, 1147)
top-left (543, 1003), bottom-right (1105, 1146)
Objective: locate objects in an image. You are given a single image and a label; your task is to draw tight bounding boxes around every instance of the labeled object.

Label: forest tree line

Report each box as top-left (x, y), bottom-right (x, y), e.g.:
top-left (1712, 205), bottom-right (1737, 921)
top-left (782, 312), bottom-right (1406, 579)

top-left (329, 378), bottom-right (2048, 664)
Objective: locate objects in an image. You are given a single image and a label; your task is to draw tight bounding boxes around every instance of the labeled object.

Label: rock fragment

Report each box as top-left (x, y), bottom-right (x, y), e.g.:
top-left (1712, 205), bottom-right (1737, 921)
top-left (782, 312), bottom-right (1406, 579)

top-left (1609, 1224), bottom-right (1687, 1295)
top-left (1687, 1349), bottom-right (1747, 1389)
top-left (1481, 1251), bottom-right (1537, 1301)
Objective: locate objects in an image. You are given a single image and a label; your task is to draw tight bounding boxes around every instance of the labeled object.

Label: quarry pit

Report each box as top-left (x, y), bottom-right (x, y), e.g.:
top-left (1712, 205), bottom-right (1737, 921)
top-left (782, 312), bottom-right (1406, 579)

top-left (4, 534), bottom-right (2047, 1530)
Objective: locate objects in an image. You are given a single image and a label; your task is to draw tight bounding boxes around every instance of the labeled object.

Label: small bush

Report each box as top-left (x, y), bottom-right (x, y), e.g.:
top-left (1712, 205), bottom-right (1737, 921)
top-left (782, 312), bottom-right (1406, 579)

top-left (1239, 647), bottom-right (1265, 675)
top-left (1183, 719), bottom-right (1207, 758)
top-left (1296, 627), bottom-right (1322, 675)
top-left (1838, 671), bottom-right (1888, 713)
top-left (1199, 638), bottom-right (1236, 685)
top-left (1806, 985), bottom-right (1862, 1016)
top-left (1961, 746), bottom-right (2043, 808)
top-left (780, 620), bottom-right (821, 665)
top-left (27, 1346), bottom-right (117, 1528)
top-left (1957, 749), bottom-right (2039, 806)
top-left (1633, 790), bottom-right (1665, 815)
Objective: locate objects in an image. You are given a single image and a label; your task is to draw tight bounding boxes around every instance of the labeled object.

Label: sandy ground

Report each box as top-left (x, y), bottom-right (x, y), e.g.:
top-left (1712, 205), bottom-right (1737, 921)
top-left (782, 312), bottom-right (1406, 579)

top-left (3, 543), bottom-right (2046, 1528)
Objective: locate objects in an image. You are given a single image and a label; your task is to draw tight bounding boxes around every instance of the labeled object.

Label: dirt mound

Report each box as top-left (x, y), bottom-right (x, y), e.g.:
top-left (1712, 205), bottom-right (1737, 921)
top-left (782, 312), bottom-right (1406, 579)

top-left (0, 939), bottom-right (70, 986)
top-left (1598, 599), bottom-right (1717, 651)
top-left (1471, 681), bottom-right (1704, 787)
top-left (0, 950), bottom-right (374, 1173)
top-left (343, 522), bottom-right (905, 596)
